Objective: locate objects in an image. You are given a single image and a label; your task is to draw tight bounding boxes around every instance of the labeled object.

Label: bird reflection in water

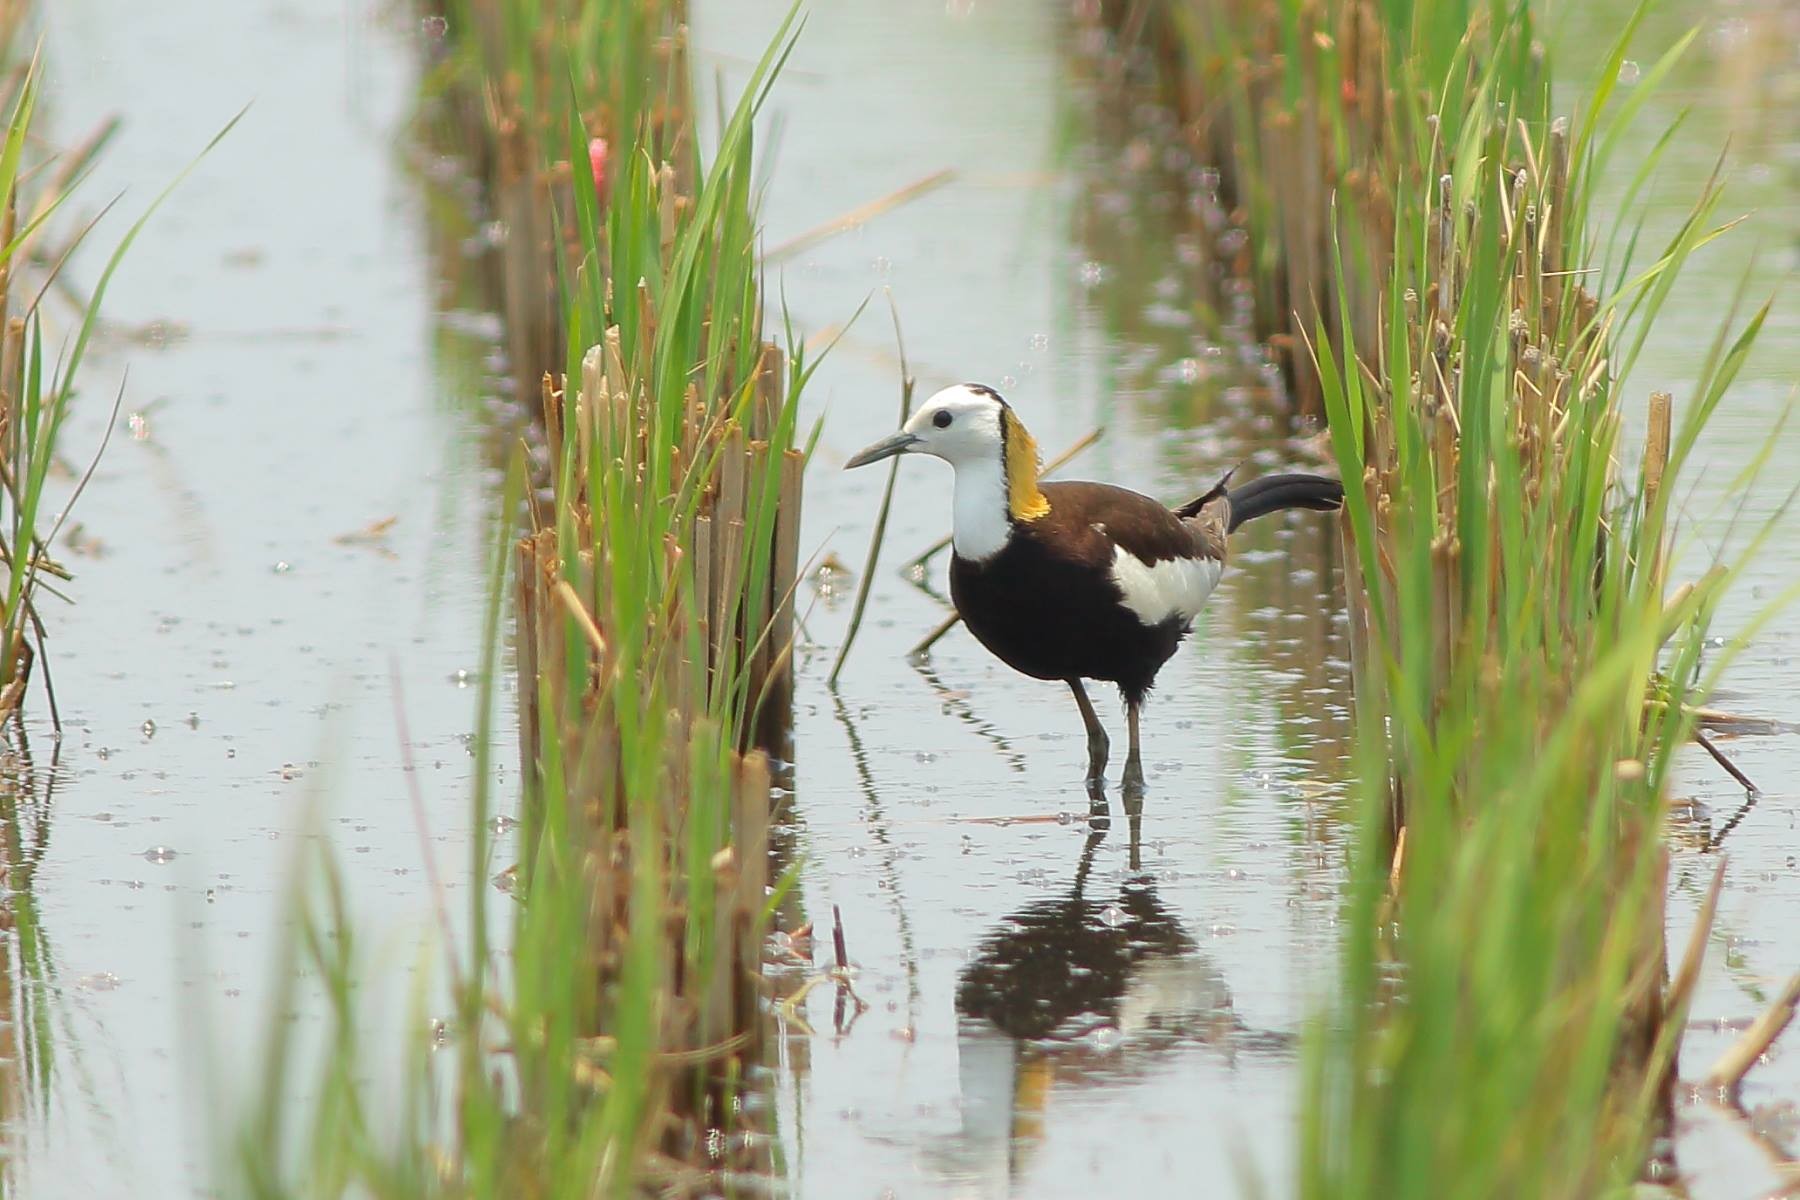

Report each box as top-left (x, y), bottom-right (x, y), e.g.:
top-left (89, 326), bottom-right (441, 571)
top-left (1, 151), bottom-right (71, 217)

top-left (926, 790), bottom-right (1289, 1196)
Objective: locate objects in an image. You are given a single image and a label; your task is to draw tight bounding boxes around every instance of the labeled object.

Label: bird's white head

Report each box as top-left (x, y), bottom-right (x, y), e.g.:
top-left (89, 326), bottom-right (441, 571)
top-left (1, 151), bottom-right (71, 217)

top-left (845, 383), bottom-right (1007, 470)
top-left (845, 383), bottom-right (1050, 559)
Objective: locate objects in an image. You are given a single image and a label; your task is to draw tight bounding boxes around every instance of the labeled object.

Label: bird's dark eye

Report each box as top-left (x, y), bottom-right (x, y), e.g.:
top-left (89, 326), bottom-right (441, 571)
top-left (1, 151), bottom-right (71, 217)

top-left (933, 410), bottom-right (953, 429)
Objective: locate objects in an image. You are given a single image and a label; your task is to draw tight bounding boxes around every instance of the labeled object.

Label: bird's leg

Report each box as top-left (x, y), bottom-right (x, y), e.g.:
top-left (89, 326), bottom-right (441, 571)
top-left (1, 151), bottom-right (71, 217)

top-left (1067, 679), bottom-right (1109, 783)
top-left (1122, 699), bottom-right (1145, 793)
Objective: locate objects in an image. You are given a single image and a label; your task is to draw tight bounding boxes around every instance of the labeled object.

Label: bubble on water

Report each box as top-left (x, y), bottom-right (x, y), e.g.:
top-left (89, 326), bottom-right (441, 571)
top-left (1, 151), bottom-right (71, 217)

top-left (870, 256), bottom-right (892, 276)
top-left (490, 814), bottom-right (519, 834)
top-left (141, 719), bottom-right (157, 740)
top-left (1099, 903), bottom-right (1127, 928)
top-left (97, 747), bottom-right (112, 761)
top-left (1000, 375), bottom-right (1017, 390)
top-left (78, 972), bottom-right (122, 992)
top-left (143, 846), bottom-right (178, 865)
top-left (450, 668), bottom-right (477, 687)
top-left (1708, 19), bottom-right (1749, 52)
top-left (1089, 1024), bottom-right (1122, 1049)
top-left (271, 560), bottom-right (292, 575)
top-left (422, 14), bottom-right (448, 38)
top-left (1030, 333), bottom-right (1049, 351)
top-left (1617, 60), bottom-right (1640, 85)
top-left (1176, 357), bottom-right (1202, 383)
top-left (1078, 261), bottom-right (1107, 288)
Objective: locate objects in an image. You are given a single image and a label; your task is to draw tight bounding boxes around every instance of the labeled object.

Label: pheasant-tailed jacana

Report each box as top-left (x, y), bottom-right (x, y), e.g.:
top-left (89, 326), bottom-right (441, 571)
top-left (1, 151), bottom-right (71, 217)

top-left (846, 383), bottom-right (1343, 790)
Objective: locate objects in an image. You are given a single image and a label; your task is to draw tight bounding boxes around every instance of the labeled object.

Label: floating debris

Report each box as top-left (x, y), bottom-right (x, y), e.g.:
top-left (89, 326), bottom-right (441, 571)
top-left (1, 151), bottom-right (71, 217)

top-left (333, 515), bottom-right (399, 558)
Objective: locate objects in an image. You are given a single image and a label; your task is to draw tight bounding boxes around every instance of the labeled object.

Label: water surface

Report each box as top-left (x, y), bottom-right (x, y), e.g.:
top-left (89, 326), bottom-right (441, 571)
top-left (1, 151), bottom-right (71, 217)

top-left (3, 1), bottom-right (1794, 1197)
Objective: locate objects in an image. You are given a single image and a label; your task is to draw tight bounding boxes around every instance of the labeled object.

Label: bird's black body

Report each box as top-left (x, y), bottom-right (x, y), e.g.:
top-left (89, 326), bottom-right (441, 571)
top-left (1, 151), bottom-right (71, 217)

top-left (949, 475), bottom-right (1341, 708)
top-left (950, 481), bottom-right (1192, 706)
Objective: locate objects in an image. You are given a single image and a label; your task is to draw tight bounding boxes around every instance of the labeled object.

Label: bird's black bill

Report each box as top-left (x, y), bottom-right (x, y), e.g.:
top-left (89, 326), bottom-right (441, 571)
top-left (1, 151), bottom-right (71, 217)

top-left (844, 431), bottom-right (919, 469)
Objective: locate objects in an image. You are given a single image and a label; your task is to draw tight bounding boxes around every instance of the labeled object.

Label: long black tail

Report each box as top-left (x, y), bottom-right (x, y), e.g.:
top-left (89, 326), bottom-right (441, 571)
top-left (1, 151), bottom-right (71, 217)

top-left (1224, 473), bottom-right (1343, 532)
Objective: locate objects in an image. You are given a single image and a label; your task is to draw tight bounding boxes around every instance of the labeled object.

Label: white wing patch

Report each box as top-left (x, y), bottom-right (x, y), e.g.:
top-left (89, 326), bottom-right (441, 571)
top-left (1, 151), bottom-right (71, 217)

top-left (1109, 547), bottom-right (1223, 626)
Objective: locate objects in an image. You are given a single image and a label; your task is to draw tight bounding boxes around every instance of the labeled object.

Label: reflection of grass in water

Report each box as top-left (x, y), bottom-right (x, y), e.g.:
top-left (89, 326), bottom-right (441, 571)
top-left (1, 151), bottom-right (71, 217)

top-left (906, 658), bottom-right (1030, 776)
top-left (827, 690), bottom-right (922, 1026)
top-left (0, 733), bottom-right (114, 1199)
top-left (0, 738), bottom-right (57, 1167)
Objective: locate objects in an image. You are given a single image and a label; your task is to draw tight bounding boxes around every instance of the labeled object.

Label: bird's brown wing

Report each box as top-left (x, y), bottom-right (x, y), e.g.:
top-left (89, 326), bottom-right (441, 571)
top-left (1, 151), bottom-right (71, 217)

top-left (1035, 480), bottom-right (1221, 566)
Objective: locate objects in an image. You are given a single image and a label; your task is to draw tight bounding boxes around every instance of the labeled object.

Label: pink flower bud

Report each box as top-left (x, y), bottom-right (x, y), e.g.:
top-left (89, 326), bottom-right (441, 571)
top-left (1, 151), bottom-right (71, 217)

top-left (587, 137), bottom-right (609, 203)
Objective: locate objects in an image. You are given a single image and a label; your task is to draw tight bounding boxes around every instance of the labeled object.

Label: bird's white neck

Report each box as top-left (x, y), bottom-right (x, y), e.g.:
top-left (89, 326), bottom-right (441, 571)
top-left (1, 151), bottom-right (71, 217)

top-left (950, 456), bottom-right (1014, 562)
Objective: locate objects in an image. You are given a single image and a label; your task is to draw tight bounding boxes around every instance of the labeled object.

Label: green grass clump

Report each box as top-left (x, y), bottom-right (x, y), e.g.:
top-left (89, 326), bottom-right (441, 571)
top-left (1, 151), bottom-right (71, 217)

top-left (1100, 0), bottom-right (1779, 1191)
top-left (1291, 6), bottom-right (1771, 1198)
top-left (234, 7), bottom-right (813, 1197)
top-left (0, 27), bottom-right (233, 1194)
top-left (0, 58), bottom-right (190, 723)
top-left (418, 0), bottom-right (691, 406)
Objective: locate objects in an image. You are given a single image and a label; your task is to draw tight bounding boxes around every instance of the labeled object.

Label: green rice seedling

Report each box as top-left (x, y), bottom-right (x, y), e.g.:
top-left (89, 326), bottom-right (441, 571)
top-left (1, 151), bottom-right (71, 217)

top-left (1289, 10), bottom-right (1775, 1199)
top-left (0, 729), bottom-right (71, 1197)
top-left (1096, 0), bottom-right (1779, 1191)
top-left (232, 7), bottom-right (813, 1196)
top-left (0, 61), bottom-right (118, 724)
top-left (0, 56), bottom-right (232, 725)
top-left (510, 9), bottom-right (811, 1172)
top-left (0, 34), bottom-right (236, 1200)
top-left (417, 0), bottom-right (690, 407)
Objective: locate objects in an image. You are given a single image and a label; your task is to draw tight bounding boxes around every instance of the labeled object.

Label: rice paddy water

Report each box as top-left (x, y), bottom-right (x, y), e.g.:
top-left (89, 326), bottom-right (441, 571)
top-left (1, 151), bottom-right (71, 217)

top-left (0, 0), bottom-right (1792, 1196)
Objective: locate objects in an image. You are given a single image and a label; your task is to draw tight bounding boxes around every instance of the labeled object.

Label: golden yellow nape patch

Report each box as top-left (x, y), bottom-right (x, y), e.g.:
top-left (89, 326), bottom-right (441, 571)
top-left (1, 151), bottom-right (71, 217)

top-left (1001, 408), bottom-right (1051, 521)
